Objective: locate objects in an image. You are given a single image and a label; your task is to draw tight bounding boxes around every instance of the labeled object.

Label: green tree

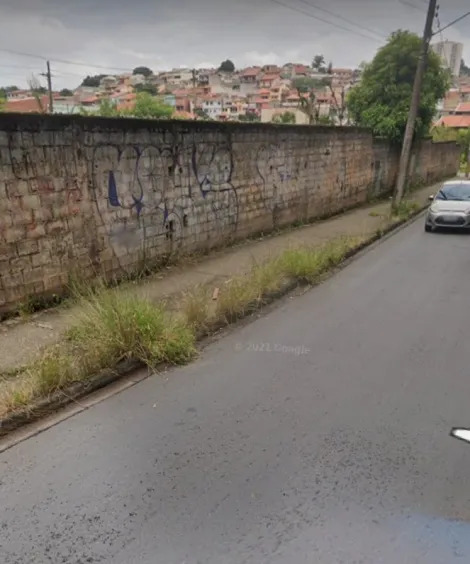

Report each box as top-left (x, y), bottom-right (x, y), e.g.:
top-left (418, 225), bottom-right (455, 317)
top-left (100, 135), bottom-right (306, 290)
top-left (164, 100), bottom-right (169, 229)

top-left (312, 54), bottom-right (326, 72)
top-left (239, 111), bottom-right (260, 122)
top-left (123, 92), bottom-right (174, 119)
top-left (272, 111), bottom-right (296, 124)
top-left (0, 85), bottom-right (18, 98)
top-left (292, 77), bottom-right (329, 92)
top-left (194, 108), bottom-right (210, 120)
top-left (219, 59), bottom-right (235, 73)
top-left (133, 66), bottom-right (153, 77)
top-left (347, 30), bottom-right (449, 144)
top-left (81, 75), bottom-right (106, 87)
top-left (432, 126), bottom-right (470, 174)
top-left (59, 88), bottom-right (74, 96)
top-left (134, 83), bottom-right (158, 95)
top-left (461, 60), bottom-right (470, 77)
top-left (97, 98), bottom-right (119, 116)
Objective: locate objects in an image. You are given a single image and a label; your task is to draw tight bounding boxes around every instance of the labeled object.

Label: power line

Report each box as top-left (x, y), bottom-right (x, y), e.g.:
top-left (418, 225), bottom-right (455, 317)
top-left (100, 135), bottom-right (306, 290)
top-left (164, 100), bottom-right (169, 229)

top-left (398, 0), bottom-right (427, 12)
top-left (432, 10), bottom-right (470, 35)
top-left (0, 47), bottom-right (134, 73)
top-left (266, 0), bottom-right (384, 43)
top-left (294, 0), bottom-right (388, 40)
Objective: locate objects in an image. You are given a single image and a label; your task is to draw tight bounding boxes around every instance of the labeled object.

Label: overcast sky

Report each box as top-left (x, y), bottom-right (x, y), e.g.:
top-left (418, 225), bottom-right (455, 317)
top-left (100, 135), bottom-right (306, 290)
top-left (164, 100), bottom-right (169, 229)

top-left (0, 0), bottom-right (469, 90)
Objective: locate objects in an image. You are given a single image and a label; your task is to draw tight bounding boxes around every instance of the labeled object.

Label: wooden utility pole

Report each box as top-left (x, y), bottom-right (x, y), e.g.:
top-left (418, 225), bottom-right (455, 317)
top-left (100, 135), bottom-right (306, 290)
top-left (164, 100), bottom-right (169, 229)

top-left (40, 61), bottom-right (54, 113)
top-left (393, 0), bottom-right (437, 208)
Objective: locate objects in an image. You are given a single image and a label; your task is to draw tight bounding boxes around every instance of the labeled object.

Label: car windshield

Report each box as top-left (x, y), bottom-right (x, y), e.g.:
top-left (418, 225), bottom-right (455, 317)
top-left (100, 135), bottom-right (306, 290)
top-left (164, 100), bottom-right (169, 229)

top-left (435, 183), bottom-right (470, 201)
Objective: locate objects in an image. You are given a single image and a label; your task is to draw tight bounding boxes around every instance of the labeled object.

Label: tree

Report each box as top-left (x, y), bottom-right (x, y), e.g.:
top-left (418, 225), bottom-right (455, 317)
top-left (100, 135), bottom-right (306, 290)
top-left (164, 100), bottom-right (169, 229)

top-left (272, 111), bottom-right (296, 124)
top-left (312, 54), bottom-right (327, 72)
top-left (347, 30), bottom-right (449, 144)
top-left (27, 75), bottom-right (46, 113)
top-left (81, 75), bottom-right (106, 87)
top-left (432, 126), bottom-right (470, 175)
top-left (134, 83), bottom-right (158, 95)
top-left (133, 66), bottom-right (153, 77)
top-left (292, 77), bottom-right (328, 92)
top-left (97, 98), bottom-right (119, 117)
top-left (461, 60), bottom-right (470, 77)
top-left (60, 88), bottom-right (73, 96)
top-left (218, 59), bottom-right (235, 73)
top-left (298, 91), bottom-right (320, 125)
top-left (122, 92), bottom-right (174, 119)
top-left (328, 85), bottom-right (347, 125)
top-left (194, 108), bottom-right (210, 120)
top-left (239, 111), bottom-right (260, 122)
top-left (0, 85), bottom-right (18, 98)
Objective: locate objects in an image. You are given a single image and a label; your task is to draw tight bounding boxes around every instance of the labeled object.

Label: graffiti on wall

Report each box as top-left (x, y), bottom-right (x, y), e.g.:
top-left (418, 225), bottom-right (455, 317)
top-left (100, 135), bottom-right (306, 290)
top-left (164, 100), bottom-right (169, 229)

top-left (91, 139), bottom-right (241, 271)
top-left (256, 144), bottom-right (292, 212)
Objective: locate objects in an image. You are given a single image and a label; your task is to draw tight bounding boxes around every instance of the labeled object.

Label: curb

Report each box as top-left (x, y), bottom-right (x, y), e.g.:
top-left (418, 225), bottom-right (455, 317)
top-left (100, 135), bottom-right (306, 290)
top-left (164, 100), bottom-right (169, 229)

top-left (0, 202), bottom-right (428, 448)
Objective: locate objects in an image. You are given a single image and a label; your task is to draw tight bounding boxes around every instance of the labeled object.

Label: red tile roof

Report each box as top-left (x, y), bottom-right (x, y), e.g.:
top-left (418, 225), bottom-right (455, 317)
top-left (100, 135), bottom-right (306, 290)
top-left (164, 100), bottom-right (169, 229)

top-left (81, 96), bottom-right (99, 103)
top-left (241, 67), bottom-right (261, 77)
top-left (436, 115), bottom-right (470, 128)
top-left (455, 102), bottom-right (470, 113)
top-left (4, 96), bottom-right (49, 113)
top-left (260, 74), bottom-right (279, 81)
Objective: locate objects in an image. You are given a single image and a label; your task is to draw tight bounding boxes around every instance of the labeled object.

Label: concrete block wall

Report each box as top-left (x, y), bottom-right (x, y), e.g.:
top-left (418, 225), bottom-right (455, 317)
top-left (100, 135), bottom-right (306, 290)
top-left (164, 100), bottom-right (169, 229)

top-left (0, 114), bottom-right (461, 313)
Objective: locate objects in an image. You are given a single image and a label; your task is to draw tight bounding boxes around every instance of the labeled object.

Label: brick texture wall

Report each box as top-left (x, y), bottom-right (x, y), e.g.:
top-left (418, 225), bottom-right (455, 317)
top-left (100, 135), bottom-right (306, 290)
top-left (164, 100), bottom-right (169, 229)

top-left (0, 114), bottom-right (461, 314)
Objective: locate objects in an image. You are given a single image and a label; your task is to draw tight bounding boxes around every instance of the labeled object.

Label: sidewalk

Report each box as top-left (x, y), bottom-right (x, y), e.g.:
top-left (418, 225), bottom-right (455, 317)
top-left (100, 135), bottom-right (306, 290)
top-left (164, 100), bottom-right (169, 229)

top-left (0, 184), bottom-right (434, 374)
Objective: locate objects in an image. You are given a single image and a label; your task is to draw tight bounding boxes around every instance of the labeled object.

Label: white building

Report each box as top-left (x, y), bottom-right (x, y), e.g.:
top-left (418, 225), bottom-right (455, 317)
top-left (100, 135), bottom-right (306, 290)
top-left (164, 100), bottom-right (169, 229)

top-left (431, 40), bottom-right (463, 78)
top-left (202, 98), bottom-right (223, 119)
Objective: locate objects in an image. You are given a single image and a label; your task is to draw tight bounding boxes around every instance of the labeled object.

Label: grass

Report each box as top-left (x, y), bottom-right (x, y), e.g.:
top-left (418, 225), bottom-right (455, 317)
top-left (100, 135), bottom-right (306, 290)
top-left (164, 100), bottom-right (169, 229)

top-left (0, 198), bottom-right (421, 422)
top-left (392, 199), bottom-right (420, 221)
top-left (0, 288), bottom-right (196, 419)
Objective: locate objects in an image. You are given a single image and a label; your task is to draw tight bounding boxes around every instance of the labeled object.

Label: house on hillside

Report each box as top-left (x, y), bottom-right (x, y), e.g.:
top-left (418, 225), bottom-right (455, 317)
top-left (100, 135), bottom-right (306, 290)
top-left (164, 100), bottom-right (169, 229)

top-left (239, 67), bottom-right (261, 83)
top-left (5, 90), bottom-right (31, 101)
top-left (259, 73), bottom-right (280, 89)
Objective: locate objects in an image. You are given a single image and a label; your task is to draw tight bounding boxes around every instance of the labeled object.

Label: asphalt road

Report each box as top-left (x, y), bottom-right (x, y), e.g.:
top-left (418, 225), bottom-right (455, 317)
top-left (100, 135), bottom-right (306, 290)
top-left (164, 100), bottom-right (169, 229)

top-left (3, 218), bottom-right (470, 563)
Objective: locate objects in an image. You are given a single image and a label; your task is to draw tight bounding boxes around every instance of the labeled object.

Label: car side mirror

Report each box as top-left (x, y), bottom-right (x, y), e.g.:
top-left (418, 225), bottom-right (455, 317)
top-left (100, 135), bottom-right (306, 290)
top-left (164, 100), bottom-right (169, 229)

top-left (428, 194), bottom-right (434, 201)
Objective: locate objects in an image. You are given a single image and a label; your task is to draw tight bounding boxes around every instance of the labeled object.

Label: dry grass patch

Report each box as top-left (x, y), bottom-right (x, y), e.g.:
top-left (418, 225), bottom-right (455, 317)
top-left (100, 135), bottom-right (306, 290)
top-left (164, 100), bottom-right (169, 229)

top-left (215, 259), bottom-right (285, 322)
top-left (278, 236), bottom-right (363, 283)
top-left (181, 284), bottom-right (213, 331)
top-left (68, 288), bottom-right (196, 369)
top-left (0, 288), bottom-right (197, 420)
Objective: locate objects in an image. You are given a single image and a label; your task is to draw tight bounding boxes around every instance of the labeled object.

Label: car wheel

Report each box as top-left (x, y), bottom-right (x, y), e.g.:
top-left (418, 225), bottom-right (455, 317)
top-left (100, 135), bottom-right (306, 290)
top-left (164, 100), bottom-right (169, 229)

top-left (425, 223), bottom-right (433, 232)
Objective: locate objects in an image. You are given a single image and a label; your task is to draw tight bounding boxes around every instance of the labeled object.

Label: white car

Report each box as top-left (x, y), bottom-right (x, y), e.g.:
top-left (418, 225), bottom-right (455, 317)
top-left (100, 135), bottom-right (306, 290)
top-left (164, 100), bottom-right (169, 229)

top-left (425, 180), bottom-right (470, 232)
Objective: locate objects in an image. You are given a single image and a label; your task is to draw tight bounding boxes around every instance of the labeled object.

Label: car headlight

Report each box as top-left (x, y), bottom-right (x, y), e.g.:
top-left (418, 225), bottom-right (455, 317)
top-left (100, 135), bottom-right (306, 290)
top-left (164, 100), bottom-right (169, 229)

top-left (430, 206), bottom-right (439, 214)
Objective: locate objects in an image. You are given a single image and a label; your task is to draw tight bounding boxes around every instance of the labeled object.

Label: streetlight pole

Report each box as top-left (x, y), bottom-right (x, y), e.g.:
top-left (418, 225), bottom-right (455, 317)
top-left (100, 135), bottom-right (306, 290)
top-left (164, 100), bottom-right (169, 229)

top-left (393, 0), bottom-right (437, 208)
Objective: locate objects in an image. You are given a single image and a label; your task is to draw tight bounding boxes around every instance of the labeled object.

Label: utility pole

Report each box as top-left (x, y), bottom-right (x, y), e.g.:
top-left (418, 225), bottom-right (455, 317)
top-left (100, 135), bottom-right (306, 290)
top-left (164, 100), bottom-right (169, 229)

top-left (393, 0), bottom-right (437, 208)
top-left (40, 61), bottom-right (54, 113)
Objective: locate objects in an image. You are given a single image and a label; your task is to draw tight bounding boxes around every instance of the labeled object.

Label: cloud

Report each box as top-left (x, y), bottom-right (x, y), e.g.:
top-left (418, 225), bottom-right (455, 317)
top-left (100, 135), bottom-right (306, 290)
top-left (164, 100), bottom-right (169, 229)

top-left (0, 0), bottom-right (469, 89)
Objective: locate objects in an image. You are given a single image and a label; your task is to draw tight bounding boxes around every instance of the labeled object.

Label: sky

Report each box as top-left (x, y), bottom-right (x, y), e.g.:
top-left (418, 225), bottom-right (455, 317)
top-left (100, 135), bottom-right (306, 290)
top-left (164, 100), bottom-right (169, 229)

top-left (0, 0), bottom-right (469, 90)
